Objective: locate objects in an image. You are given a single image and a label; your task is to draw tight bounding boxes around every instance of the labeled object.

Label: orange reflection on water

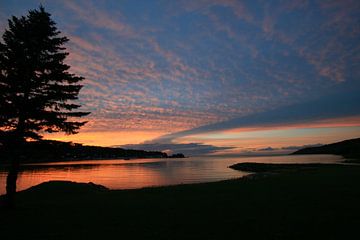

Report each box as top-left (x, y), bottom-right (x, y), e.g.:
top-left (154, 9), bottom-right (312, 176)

top-left (0, 157), bottom-right (245, 195)
top-left (0, 160), bottom-right (168, 195)
top-left (21, 161), bottom-right (167, 191)
top-left (0, 155), bottom-right (344, 195)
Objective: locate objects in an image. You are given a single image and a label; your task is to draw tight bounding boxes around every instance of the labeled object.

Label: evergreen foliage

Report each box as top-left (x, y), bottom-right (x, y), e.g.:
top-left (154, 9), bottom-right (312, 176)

top-left (0, 6), bottom-right (89, 141)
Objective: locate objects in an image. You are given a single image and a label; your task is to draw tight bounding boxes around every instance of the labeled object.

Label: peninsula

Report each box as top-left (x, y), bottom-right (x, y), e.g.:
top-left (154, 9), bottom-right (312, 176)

top-left (292, 137), bottom-right (360, 160)
top-left (0, 140), bottom-right (184, 164)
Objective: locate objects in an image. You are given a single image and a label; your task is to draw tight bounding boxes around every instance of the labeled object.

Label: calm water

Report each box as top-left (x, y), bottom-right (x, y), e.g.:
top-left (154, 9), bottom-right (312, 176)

top-left (0, 154), bottom-right (343, 195)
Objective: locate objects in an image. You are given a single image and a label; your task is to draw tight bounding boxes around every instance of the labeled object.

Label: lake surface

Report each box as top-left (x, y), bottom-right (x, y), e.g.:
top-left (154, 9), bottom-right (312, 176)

top-left (0, 154), bottom-right (343, 195)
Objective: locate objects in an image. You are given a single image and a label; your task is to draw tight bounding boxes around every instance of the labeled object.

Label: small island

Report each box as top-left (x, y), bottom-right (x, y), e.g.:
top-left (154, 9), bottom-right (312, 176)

top-left (168, 153), bottom-right (186, 158)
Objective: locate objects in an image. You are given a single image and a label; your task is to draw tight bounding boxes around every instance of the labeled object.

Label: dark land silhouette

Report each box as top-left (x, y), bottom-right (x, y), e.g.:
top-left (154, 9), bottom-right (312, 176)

top-left (1, 164), bottom-right (360, 239)
top-left (0, 140), bottom-right (171, 165)
top-left (292, 137), bottom-right (360, 160)
top-left (229, 162), bottom-right (338, 173)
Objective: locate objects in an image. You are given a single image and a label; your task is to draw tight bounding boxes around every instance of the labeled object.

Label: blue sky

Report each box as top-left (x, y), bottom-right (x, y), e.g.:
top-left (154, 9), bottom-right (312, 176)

top-left (1, 0), bottom-right (359, 154)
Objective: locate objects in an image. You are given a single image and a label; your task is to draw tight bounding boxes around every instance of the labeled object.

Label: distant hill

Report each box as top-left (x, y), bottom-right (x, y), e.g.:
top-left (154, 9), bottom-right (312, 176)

top-left (0, 140), bottom-right (170, 164)
top-left (292, 138), bottom-right (360, 159)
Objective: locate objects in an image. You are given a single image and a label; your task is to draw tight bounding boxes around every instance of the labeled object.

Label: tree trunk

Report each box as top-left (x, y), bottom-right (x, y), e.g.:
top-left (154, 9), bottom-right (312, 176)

top-left (4, 135), bottom-right (24, 209)
top-left (5, 159), bottom-right (19, 208)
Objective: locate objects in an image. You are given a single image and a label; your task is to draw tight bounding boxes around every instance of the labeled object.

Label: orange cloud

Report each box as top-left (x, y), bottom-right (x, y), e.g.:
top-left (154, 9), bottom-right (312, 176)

top-left (218, 116), bottom-right (360, 134)
top-left (167, 115), bottom-right (360, 153)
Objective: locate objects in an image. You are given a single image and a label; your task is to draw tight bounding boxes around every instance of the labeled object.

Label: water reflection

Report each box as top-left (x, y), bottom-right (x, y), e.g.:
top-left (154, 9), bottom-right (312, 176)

top-left (0, 154), bottom-right (343, 195)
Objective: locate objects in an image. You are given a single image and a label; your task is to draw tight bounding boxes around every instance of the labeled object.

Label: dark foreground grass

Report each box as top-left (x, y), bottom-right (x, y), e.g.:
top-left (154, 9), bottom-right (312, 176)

top-left (1, 164), bottom-right (360, 240)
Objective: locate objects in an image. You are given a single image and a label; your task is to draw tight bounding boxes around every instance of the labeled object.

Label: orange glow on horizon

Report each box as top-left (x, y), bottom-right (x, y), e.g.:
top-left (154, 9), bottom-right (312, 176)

top-left (218, 115), bottom-right (360, 134)
top-left (43, 130), bottom-right (167, 146)
top-left (42, 115), bottom-right (360, 151)
top-left (173, 116), bottom-right (360, 154)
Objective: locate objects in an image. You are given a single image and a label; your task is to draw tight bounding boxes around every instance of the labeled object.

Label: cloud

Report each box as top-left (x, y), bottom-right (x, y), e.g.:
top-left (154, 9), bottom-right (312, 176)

top-left (3, 0), bottom-right (360, 147)
top-left (60, 0), bottom-right (359, 136)
top-left (60, 33), bottom-right (222, 133)
top-left (63, 0), bottom-right (134, 37)
top-left (0, 12), bottom-right (8, 34)
top-left (153, 85), bottom-right (360, 143)
top-left (176, 0), bottom-right (253, 23)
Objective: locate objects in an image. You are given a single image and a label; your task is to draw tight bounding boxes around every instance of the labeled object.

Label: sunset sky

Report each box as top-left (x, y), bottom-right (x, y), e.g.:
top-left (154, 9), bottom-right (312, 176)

top-left (1, 0), bottom-right (359, 155)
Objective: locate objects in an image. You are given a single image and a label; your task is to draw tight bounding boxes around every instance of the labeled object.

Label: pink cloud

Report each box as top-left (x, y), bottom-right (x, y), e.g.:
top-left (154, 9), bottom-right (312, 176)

top-left (63, 0), bottom-right (134, 37)
top-left (178, 0), bottom-right (253, 23)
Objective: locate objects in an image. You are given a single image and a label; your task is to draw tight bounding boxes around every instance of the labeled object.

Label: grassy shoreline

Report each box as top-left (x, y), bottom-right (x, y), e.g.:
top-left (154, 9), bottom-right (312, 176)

top-left (1, 163), bottom-right (360, 239)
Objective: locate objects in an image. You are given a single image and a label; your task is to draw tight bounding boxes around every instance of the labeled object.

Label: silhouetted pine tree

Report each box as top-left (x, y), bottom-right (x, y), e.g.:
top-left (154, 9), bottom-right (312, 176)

top-left (0, 6), bottom-right (89, 140)
top-left (0, 6), bottom-right (90, 207)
